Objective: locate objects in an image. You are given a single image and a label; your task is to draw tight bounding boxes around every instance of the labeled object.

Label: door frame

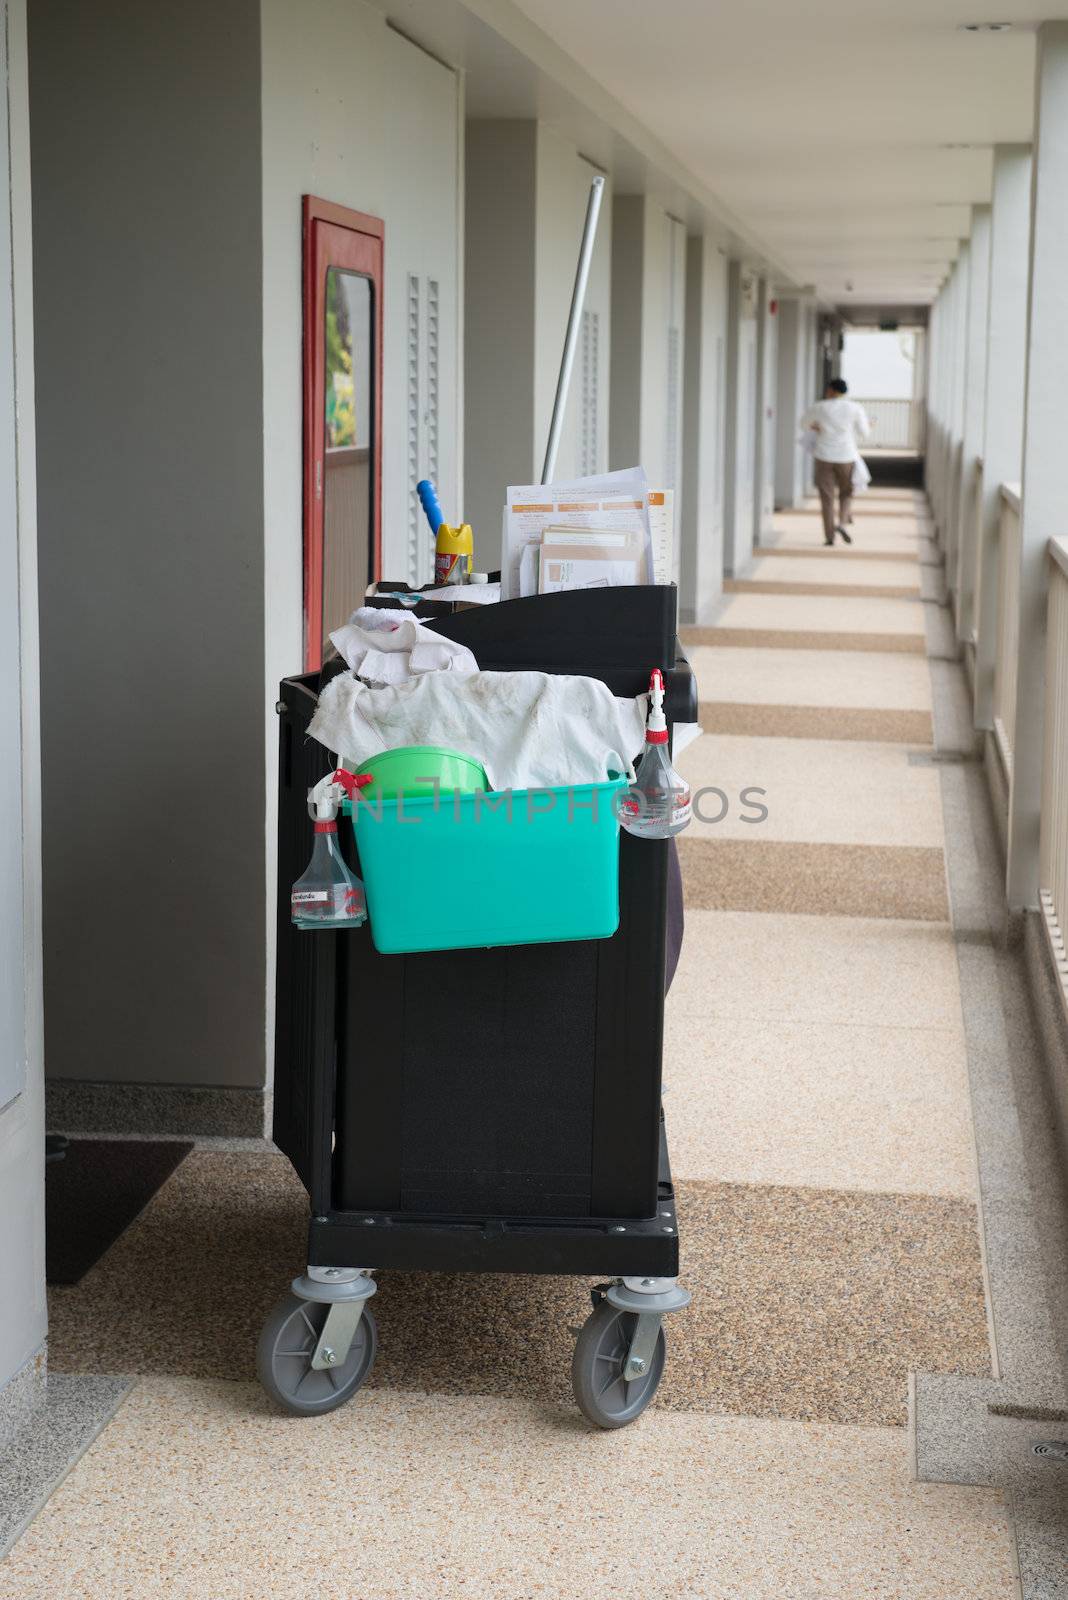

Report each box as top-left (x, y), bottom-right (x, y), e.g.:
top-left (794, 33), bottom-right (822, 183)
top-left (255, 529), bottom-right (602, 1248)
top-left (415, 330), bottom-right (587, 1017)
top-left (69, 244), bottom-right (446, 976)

top-left (302, 195), bottom-right (384, 671)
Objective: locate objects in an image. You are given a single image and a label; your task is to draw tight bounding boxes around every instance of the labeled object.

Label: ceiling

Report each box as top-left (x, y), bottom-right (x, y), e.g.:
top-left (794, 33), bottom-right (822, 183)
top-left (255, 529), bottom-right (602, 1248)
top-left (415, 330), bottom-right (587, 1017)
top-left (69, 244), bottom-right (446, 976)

top-left (503, 0), bottom-right (1044, 306)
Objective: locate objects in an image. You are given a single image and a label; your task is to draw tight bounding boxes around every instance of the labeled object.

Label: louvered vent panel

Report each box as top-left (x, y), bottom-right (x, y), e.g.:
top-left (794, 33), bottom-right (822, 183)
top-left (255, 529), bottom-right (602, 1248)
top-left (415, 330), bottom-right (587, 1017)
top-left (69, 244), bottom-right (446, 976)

top-left (406, 274), bottom-right (420, 585)
top-left (423, 279), bottom-right (440, 588)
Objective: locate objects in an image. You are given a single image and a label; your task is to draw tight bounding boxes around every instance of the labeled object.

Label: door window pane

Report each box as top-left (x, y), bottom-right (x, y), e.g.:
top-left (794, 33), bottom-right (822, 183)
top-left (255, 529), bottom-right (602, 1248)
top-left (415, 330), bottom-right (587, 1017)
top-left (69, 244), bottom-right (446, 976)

top-left (322, 269), bottom-right (373, 655)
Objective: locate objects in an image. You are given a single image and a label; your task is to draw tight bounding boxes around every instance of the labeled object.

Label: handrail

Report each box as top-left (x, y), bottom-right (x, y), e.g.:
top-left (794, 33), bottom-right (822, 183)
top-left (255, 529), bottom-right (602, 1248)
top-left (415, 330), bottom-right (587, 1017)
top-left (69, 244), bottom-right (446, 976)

top-left (1000, 482), bottom-right (1022, 514)
top-left (1050, 535), bottom-right (1068, 583)
top-left (851, 396), bottom-right (925, 452)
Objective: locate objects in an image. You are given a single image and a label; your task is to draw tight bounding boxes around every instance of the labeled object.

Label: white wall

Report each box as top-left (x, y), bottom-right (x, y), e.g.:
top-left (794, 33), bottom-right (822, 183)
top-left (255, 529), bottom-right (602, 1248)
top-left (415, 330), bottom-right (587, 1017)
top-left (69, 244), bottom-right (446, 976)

top-left (533, 129), bottom-right (611, 482)
top-left (680, 232), bottom-right (728, 623)
top-left (261, 0), bottom-right (463, 1076)
top-left (0, 0), bottom-right (46, 1405)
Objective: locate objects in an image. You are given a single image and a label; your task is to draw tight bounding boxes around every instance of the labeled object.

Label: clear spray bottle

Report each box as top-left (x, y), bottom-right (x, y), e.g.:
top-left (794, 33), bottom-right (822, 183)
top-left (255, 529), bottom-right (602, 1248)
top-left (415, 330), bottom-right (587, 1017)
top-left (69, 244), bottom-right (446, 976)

top-left (291, 770), bottom-right (370, 929)
top-left (620, 669), bottom-right (693, 840)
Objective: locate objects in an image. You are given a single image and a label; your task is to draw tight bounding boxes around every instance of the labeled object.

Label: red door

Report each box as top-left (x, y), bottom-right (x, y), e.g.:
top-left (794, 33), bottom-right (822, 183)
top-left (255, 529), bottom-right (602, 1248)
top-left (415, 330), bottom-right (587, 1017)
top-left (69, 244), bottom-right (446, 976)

top-left (303, 197), bottom-right (384, 672)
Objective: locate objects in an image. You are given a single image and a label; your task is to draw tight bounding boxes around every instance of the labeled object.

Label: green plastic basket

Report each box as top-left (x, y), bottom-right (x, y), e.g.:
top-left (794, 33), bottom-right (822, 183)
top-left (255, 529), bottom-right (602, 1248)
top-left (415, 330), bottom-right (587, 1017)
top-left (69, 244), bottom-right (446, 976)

top-left (354, 745), bottom-right (487, 802)
top-left (352, 774), bottom-right (626, 954)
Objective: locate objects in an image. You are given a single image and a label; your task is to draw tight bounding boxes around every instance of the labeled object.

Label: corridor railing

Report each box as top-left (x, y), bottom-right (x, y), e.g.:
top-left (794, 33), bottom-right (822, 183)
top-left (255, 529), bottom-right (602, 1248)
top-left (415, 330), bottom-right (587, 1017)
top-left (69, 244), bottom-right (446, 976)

top-left (853, 397), bottom-right (926, 452)
top-left (992, 485), bottom-right (1022, 776)
top-left (1040, 537), bottom-right (1068, 984)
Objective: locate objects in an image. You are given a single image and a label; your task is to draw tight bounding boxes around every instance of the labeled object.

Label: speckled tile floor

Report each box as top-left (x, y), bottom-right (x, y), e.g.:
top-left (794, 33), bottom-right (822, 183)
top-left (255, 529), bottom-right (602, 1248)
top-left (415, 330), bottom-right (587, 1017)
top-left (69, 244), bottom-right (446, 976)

top-left (686, 641), bottom-right (934, 710)
top-left (0, 1381), bottom-right (1018, 1600)
top-left (678, 837), bottom-right (950, 918)
top-left (1, 498), bottom-right (1030, 1597)
top-left (744, 554), bottom-right (927, 588)
top-left (41, 1151), bottom-right (990, 1427)
top-left (662, 1010), bottom-right (976, 1198)
top-left (679, 732), bottom-right (945, 845)
top-left (700, 702), bottom-right (934, 743)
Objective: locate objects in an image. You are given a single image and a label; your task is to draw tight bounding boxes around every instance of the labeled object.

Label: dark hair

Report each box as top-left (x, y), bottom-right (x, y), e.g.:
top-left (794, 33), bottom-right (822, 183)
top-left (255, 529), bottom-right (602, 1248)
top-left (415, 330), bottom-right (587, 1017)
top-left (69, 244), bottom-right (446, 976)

top-left (829, 377), bottom-right (848, 395)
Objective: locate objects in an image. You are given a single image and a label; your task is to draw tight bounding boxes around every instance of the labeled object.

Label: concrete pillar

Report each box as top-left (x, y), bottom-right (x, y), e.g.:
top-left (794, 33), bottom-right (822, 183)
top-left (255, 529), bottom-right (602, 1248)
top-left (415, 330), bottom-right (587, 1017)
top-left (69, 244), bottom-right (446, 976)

top-left (930, 276), bottom-right (955, 530)
top-left (679, 232), bottom-right (728, 624)
top-left (944, 243), bottom-right (970, 584)
top-left (925, 293), bottom-right (942, 508)
top-left (773, 294), bottom-right (810, 509)
top-left (954, 206), bottom-right (991, 643)
top-left (802, 303), bottom-right (817, 495)
top-left (1007, 23), bottom-right (1068, 909)
top-left (610, 193), bottom-right (686, 551)
top-left (974, 146), bottom-right (1031, 731)
top-left (723, 260), bottom-right (759, 575)
top-left (754, 277), bottom-right (777, 542)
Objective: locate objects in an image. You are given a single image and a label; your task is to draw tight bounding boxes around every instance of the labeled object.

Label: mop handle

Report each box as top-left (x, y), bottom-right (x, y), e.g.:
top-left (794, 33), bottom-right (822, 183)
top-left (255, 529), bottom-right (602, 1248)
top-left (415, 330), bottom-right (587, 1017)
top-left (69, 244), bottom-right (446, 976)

top-left (540, 175), bottom-right (605, 486)
top-left (417, 478), bottom-right (444, 536)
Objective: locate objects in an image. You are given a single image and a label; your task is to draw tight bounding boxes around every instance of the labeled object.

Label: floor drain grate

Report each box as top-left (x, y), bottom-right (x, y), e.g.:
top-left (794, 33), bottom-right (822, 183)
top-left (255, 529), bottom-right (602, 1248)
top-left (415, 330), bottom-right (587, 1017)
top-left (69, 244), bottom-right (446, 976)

top-left (1032, 1441), bottom-right (1068, 1461)
top-left (908, 748), bottom-right (982, 766)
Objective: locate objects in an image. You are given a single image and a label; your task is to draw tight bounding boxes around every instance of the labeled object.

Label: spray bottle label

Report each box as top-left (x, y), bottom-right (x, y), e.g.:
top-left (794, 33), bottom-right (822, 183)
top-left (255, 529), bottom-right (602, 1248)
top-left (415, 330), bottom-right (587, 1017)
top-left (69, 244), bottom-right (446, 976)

top-left (433, 549), bottom-right (472, 585)
top-left (291, 885), bottom-right (366, 919)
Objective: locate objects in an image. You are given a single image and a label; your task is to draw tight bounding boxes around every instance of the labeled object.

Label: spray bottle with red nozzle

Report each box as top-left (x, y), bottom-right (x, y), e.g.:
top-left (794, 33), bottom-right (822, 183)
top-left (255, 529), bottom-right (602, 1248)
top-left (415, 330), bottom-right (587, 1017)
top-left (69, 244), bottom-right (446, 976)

top-left (291, 769), bottom-right (372, 929)
top-left (620, 669), bottom-right (693, 840)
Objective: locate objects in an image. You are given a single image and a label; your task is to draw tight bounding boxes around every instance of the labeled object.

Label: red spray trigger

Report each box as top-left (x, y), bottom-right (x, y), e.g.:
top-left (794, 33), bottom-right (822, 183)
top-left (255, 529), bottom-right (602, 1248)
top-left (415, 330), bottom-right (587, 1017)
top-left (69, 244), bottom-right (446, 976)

top-left (646, 668), bottom-right (669, 744)
top-left (333, 769), bottom-right (373, 800)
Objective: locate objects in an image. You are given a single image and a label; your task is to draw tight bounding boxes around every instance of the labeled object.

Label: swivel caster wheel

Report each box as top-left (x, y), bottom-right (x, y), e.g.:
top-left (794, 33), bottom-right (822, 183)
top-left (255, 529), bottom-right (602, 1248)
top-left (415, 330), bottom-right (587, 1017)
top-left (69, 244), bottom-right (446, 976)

top-left (257, 1292), bottom-right (377, 1416)
top-left (571, 1300), bottom-right (666, 1429)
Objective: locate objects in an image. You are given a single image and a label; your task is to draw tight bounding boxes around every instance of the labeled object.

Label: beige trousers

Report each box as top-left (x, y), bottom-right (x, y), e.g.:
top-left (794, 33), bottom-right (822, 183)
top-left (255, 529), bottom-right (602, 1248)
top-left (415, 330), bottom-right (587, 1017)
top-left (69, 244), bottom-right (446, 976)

top-left (814, 458), bottom-right (854, 541)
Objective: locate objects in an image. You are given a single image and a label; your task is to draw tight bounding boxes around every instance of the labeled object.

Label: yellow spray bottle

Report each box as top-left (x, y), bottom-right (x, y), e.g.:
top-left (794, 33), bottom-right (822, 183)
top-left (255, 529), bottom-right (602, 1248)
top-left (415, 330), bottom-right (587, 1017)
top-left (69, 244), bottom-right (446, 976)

top-left (434, 522), bottom-right (473, 586)
top-left (418, 479), bottom-right (474, 586)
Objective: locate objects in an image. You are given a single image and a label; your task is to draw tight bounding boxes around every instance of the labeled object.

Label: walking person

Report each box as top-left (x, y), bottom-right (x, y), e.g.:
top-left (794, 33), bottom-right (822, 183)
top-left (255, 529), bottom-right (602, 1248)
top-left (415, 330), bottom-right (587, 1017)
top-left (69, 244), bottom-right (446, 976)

top-left (802, 378), bottom-right (871, 546)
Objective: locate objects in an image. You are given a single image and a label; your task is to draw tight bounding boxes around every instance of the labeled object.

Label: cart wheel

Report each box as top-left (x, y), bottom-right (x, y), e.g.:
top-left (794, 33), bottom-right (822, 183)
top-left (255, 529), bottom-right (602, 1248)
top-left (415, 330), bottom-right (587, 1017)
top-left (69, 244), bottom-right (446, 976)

top-left (571, 1301), bottom-right (666, 1429)
top-left (257, 1293), bottom-right (377, 1416)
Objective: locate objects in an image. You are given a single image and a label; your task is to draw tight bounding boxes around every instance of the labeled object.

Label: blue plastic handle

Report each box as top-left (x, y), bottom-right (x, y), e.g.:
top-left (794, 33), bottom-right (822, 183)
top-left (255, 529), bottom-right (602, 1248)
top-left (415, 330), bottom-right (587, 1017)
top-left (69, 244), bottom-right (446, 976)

top-left (416, 479), bottom-right (444, 536)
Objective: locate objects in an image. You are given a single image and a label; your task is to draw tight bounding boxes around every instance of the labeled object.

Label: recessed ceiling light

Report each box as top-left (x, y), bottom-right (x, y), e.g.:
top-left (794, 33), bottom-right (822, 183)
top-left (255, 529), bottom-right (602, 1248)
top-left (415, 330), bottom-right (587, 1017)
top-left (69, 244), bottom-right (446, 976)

top-left (960, 21), bottom-right (1013, 30)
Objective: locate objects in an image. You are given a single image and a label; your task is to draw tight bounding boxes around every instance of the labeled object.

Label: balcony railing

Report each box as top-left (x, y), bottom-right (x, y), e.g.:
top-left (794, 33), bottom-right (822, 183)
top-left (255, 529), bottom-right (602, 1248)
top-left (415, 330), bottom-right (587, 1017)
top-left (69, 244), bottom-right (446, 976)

top-left (992, 484), bottom-right (1022, 776)
top-left (1040, 537), bottom-right (1068, 989)
top-left (967, 469), bottom-right (1068, 1012)
top-left (853, 397), bottom-right (926, 452)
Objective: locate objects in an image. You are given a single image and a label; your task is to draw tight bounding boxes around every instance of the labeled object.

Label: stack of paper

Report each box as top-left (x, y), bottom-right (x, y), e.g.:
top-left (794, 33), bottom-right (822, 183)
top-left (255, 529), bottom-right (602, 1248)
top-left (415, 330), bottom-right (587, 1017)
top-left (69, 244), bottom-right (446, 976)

top-left (501, 467), bottom-right (660, 600)
top-left (538, 527), bottom-right (641, 592)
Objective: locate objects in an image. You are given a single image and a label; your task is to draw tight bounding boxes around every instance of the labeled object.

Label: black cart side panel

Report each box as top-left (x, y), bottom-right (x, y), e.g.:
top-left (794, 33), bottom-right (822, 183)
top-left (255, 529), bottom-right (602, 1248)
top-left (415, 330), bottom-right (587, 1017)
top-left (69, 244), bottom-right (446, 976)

top-left (274, 590), bottom-right (679, 1234)
top-left (330, 832), bottom-right (666, 1221)
top-left (336, 938), bottom-right (599, 1218)
top-left (272, 677), bottom-right (336, 1208)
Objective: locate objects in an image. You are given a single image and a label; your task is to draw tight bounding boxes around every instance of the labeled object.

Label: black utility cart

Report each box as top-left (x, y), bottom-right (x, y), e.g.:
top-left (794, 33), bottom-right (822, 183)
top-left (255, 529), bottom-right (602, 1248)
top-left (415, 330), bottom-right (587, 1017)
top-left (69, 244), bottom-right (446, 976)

top-left (265, 586), bottom-right (697, 1429)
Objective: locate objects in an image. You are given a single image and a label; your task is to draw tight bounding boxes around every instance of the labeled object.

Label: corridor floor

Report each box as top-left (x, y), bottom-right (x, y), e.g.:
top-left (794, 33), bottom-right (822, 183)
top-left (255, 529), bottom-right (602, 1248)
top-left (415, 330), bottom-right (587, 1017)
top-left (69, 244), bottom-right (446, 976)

top-left (0, 492), bottom-right (1025, 1598)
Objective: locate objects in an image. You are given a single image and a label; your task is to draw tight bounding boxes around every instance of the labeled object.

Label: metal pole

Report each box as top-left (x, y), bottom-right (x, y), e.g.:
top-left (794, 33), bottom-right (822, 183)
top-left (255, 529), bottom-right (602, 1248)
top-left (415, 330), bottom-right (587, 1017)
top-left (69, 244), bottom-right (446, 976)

top-left (540, 174), bottom-right (605, 485)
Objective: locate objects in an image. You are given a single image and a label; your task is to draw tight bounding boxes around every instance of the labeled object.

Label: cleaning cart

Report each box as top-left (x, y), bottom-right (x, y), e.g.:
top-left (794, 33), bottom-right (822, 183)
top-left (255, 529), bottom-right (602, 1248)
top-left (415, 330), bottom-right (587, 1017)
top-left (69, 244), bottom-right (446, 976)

top-left (266, 584), bottom-right (697, 1428)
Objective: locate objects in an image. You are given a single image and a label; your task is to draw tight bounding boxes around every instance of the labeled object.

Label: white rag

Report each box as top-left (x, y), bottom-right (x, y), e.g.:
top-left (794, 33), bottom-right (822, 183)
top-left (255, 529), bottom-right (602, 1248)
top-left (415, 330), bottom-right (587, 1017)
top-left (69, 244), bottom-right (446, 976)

top-left (309, 670), bottom-right (647, 791)
top-left (329, 606), bottom-right (478, 685)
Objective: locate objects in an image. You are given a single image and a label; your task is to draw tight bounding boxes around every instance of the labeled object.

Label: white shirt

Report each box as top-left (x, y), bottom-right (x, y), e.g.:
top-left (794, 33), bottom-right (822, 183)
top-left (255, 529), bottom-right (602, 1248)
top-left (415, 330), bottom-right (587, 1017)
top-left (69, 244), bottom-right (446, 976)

top-left (801, 397), bottom-right (871, 463)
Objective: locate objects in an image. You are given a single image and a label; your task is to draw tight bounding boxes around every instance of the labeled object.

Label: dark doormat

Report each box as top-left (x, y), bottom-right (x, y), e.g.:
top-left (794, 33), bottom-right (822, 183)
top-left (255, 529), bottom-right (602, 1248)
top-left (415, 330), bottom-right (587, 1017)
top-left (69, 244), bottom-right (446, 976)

top-left (46, 1139), bottom-right (193, 1284)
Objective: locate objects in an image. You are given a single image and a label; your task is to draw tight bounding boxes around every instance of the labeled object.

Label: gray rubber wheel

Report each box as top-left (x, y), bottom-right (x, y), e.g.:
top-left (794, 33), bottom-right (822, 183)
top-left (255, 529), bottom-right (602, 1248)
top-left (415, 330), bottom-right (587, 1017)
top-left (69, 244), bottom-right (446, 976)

top-left (571, 1301), bottom-right (666, 1429)
top-left (257, 1292), bottom-right (377, 1416)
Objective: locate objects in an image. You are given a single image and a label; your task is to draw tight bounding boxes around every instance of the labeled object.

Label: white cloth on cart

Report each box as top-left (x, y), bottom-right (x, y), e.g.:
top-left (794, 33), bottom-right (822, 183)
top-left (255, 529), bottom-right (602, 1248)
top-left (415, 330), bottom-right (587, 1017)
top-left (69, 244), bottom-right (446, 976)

top-left (329, 606), bottom-right (478, 685)
top-left (309, 669), bottom-right (647, 790)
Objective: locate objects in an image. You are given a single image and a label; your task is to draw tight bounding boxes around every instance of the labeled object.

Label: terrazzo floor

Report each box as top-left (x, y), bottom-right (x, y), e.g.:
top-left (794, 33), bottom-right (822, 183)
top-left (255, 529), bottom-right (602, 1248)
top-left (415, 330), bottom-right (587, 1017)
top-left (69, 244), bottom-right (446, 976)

top-left (0, 496), bottom-right (1034, 1597)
